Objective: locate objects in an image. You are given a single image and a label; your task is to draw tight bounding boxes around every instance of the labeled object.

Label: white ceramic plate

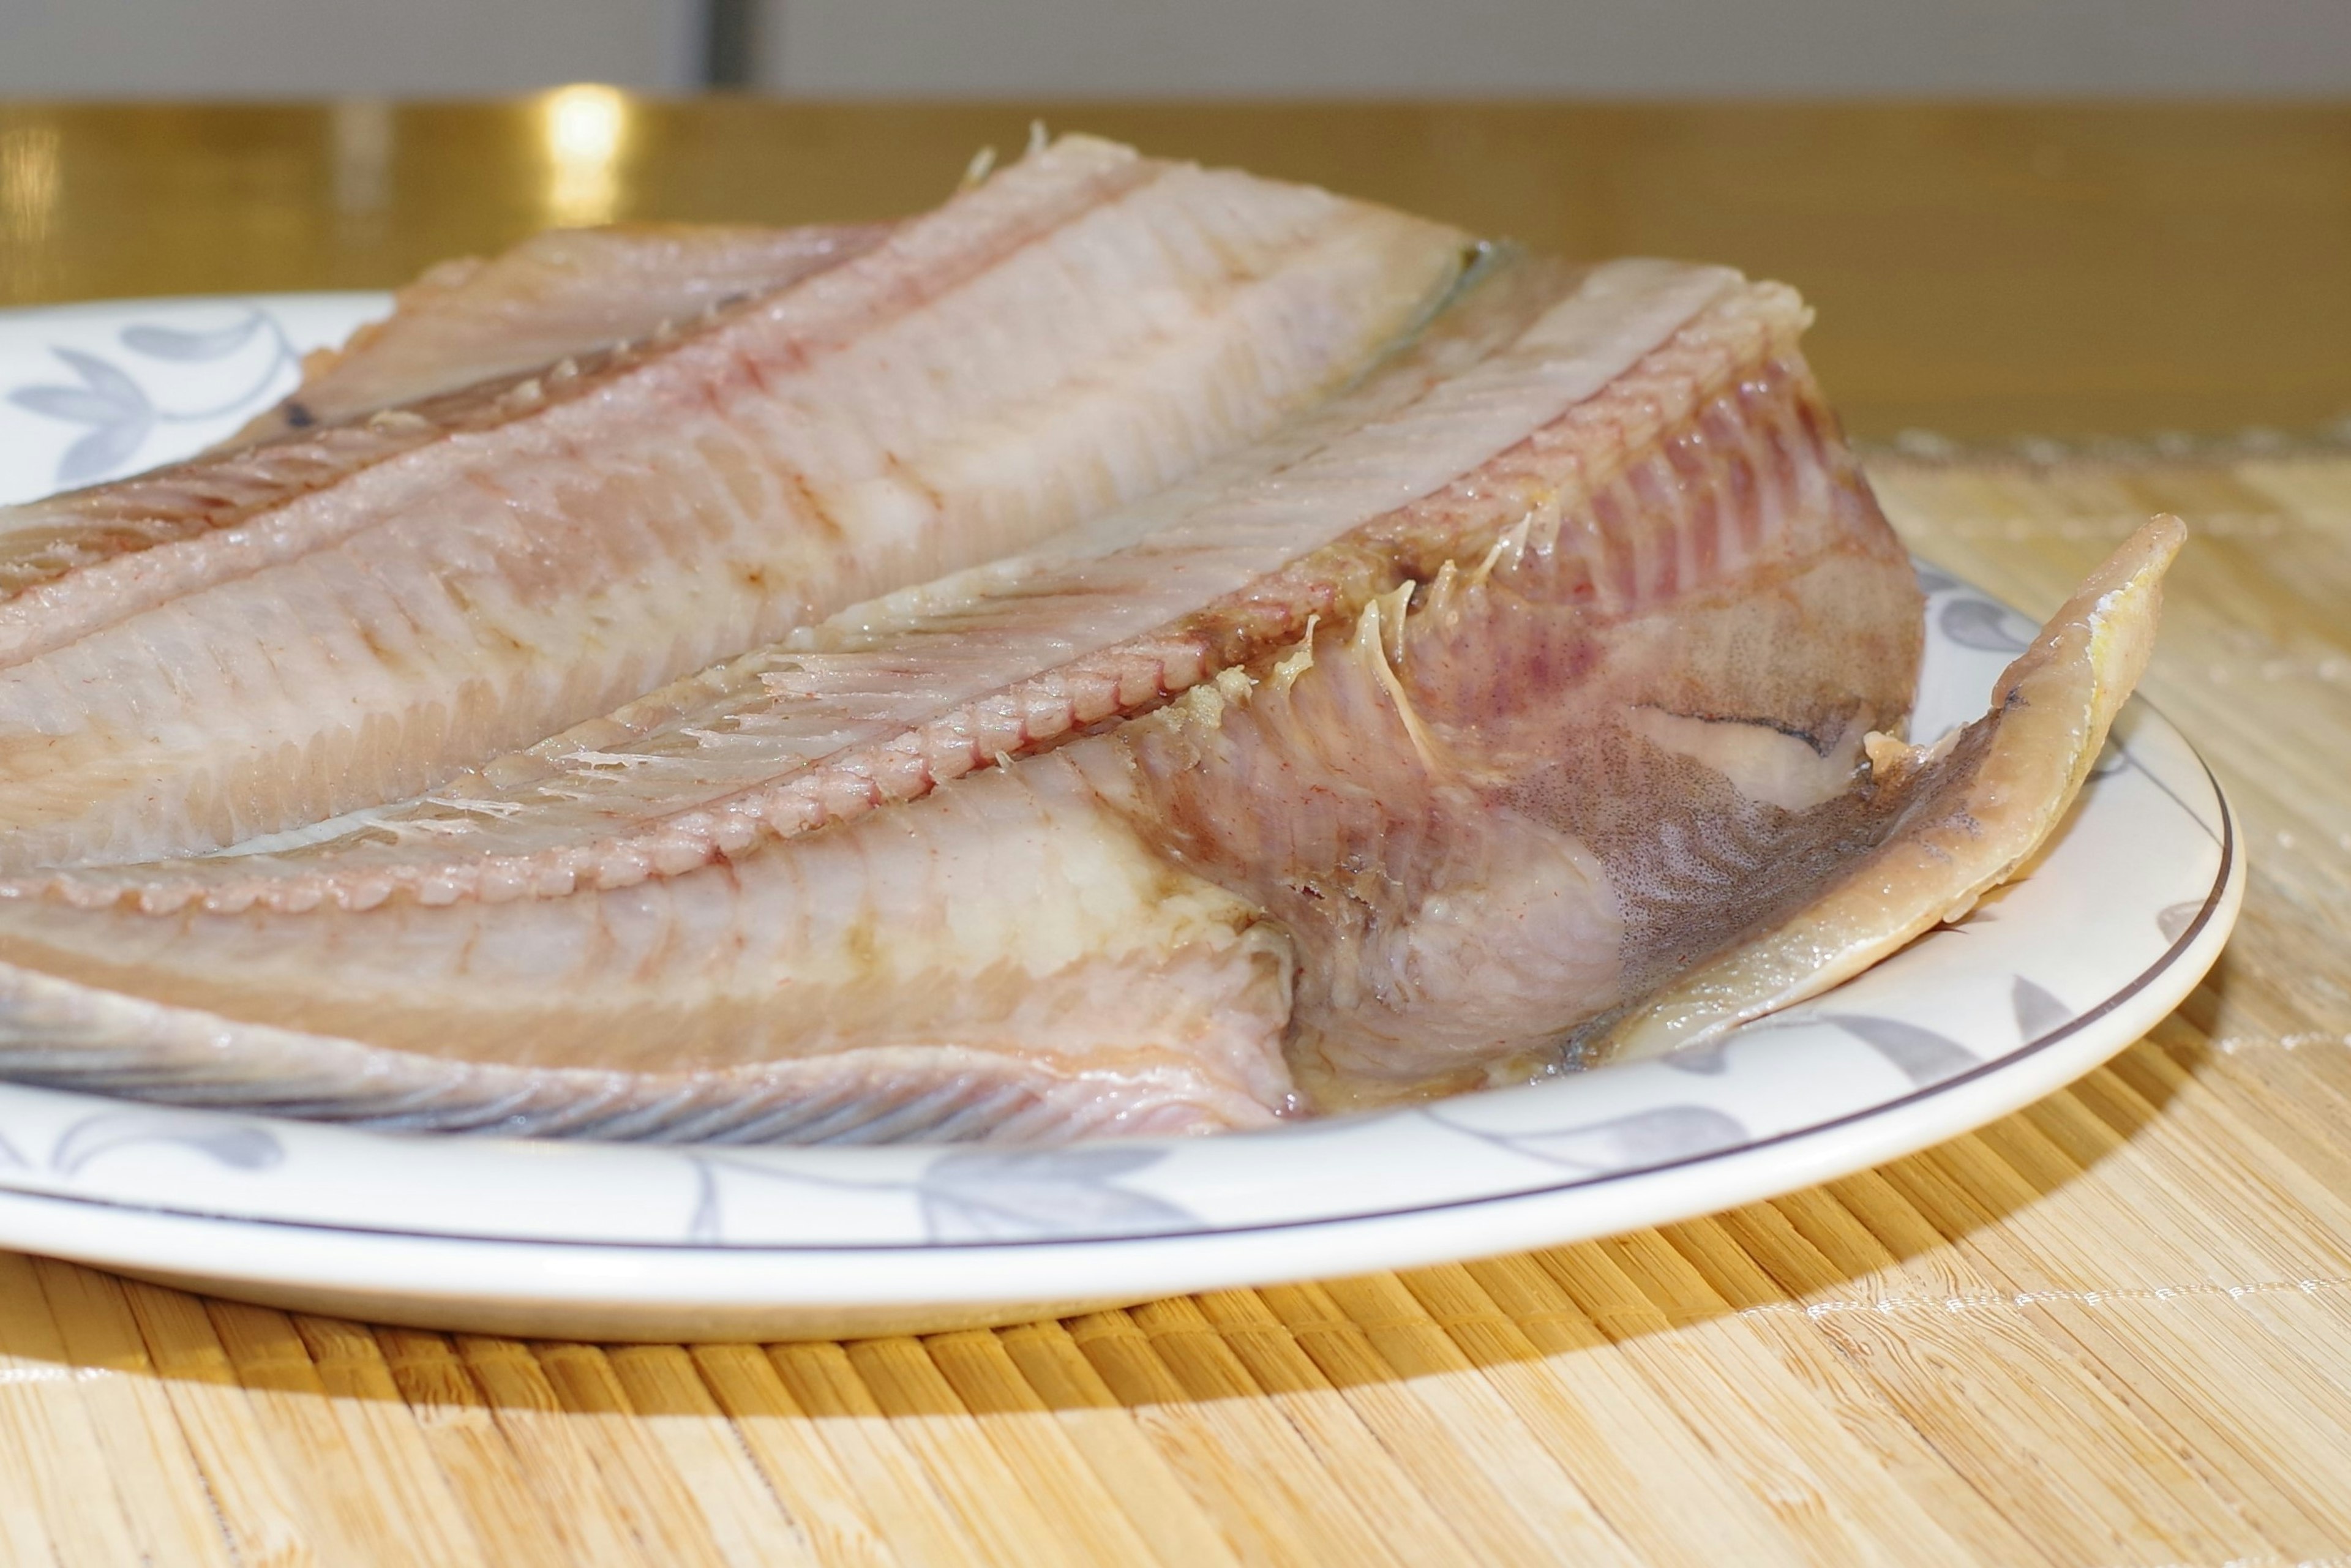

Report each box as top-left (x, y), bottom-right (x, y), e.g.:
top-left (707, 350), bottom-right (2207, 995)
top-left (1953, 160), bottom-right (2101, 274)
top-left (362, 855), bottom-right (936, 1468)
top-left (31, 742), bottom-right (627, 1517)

top-left (0, 294), bottom-right (2240, 1340)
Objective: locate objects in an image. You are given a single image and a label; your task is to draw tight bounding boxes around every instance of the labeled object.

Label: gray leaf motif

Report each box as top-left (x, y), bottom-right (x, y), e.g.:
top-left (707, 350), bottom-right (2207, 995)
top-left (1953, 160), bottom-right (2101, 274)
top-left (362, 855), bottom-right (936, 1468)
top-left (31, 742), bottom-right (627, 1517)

top-left (1823, 1014), bottom-right (1979, 1086)
top-left (2011, 976), bottom-right (2074, 1041)
top-left (45, 346), bottom-right (147, 411)
top-left (58, 420), bottom-right (153, 486)
top-left (49, 1112), bottom-right (283, 1178)
top-left (917, 1147), bottom-right (1194, 1242)
top-left (1662, 1011), bottom-right (1817, 1075)
top-left (1937, 596), bottom-right (2036, 653)
top-left (2158, 900), bottom-right (2203, 943)
top-left (1663, 1037), bottom-right (1735, 1075)
top-left (121, 316), bottom-right (263, 361)
top-left (1434, 1104), bottom-right (1750, 1173)
top-left (9, 345), bottom-right (156, 485)
top-left (1913, 562), bottom-right (1963, 595)
top-left (684, 1158), bottom-right (724, 1244)
top-left (7, 383), bottom-right (129, 424)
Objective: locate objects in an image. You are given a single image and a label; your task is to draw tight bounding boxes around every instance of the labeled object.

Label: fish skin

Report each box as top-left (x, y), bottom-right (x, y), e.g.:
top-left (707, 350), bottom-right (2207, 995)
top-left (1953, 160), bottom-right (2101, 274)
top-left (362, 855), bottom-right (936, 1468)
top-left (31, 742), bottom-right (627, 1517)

top-left (227, 222), bottom-right (896, 445)
top-left (0, 961), bottom-right (1289, 1142)
top-left (0, 255), bottom-right (1933, 1138)
top-left (0, 135), bottom-right (1471, 871)
top-left (0, 755), bottom-right (1303, 1138)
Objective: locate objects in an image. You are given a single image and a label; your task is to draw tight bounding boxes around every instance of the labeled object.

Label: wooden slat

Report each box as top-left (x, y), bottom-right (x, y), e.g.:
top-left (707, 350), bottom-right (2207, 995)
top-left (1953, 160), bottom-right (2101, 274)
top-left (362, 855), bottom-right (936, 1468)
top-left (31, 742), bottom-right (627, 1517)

top-left (686, 1343), bottom-right (904, 1568)
top-left (1401, 1260), bottom-right (1812, 1566)
top-left (1532, 1237), bottom-right (1976, 1564)
top-left (839, 1335), bottom-right (1131, 1568)
top-left (208, 1300), bottom-right (485, 1566)
top-left (1662, 1212), bottom-right (2058, 1567)
top-left (1251, 1277), bottom-right (1636, 1565)
top-left (28, 1262), bottom-right (236, 1568)
top-left (5, 392), bottom-right (2351, 1561)
top-left (451, 1335), bottom-right (712, 1566)
top-left (1066, 1305), bottom-right (1421, 1567)
top-left (119, 1282), bottom-right (321, 1566)
top-left (763, 1341), bottom-right (994, 1568)
top-left (0, 1253), bottom-right (143, 1568)
top-left (602, 1345), bottom-right (821, 1567)
top-left (373, 1328), bottom-right (621, 1568)
top-left (922, 1328), bottom-right (1234, 1568)
top-left (1801, 1162), bottom-right (2266, 1563)
top-left (523, 1341), bottom-right (752, 1568)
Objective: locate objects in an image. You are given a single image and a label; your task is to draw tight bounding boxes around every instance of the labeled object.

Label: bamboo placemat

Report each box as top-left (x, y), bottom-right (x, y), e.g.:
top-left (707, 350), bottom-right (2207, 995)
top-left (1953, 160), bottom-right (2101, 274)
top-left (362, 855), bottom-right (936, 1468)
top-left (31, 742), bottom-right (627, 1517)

top-left (2, 448), bottom-right (2347, 1566)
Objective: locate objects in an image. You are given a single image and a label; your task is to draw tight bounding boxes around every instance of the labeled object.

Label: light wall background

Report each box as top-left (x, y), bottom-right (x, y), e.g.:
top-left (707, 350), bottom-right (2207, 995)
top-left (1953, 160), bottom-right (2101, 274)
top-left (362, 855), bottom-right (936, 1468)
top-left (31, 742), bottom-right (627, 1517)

top-left (1, 0), bottom-right (700, 96)
top-left (4, 0), bottom-right (2349, 97)
top-left (768, 1), bottom-right (2351, 97)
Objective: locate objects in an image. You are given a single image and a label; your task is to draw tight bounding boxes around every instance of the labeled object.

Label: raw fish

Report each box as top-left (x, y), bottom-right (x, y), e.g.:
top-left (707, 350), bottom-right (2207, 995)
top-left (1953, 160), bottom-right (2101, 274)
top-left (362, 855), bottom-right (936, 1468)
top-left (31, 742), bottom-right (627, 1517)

top-left (0, 141), bottom-right (2176, 1141)
top-left (1595, 516), bottom-right (2185, 1064)
top-left (228, 222), bottom-right (893, 443)
top-left (0, 137), bottom-right (1469, 871)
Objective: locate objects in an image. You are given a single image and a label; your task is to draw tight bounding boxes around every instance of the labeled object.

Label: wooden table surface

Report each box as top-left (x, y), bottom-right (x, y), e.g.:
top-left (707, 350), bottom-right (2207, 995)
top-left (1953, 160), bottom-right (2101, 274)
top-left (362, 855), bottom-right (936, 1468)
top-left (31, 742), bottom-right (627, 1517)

top-left (2, 100), bottom-right (2350, 1566)
top-left (8, 97), bottom-right (2351, 442)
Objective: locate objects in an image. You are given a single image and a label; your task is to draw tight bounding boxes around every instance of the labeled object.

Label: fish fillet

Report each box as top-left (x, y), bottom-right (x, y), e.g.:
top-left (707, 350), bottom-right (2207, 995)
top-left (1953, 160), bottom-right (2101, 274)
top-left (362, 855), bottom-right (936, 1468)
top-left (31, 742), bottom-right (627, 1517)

top-left (226, 222), bottom-right (895, 443)
top-left (0, 249), bottom-right (1942, 1137)
top-left (0, 145), bottom-right (2177, 1142)
top-left (0, 135), bottom-right (1471, 871)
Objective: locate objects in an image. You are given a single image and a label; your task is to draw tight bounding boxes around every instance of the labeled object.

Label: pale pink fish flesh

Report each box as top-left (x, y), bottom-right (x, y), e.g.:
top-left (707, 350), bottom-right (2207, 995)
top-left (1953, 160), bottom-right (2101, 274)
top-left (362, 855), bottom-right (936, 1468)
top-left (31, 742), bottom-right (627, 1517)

top-left (0, 135), bottom-right (1471, 871)
top-left (226, 222), bottom-right (897, 445)
top-left (25, 251), bottom-right (1752, 914)
top-left (0, 145), bottom-right (2179, 1142)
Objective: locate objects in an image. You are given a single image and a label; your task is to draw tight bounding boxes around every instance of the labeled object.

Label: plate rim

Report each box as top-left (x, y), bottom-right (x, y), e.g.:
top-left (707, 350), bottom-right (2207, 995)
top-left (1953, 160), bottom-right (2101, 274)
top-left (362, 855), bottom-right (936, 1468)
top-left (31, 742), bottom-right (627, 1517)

top-left (0, 811), bottom-right (2241, 1327)
top-left (0, 749), bottom-right (2235, 1256)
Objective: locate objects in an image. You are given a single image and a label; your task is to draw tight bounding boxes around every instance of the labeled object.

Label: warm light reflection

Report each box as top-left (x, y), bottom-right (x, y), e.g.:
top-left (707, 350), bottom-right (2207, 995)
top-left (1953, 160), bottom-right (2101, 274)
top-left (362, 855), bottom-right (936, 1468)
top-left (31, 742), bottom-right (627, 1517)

top-left (1, 126), bottom-right (61, 241)
top-left (331, 99), bottom-right (394, 217)
top-left (541, 84), bottom-right (628, 228)
top-left (0, 124), bottom-right (61, 299)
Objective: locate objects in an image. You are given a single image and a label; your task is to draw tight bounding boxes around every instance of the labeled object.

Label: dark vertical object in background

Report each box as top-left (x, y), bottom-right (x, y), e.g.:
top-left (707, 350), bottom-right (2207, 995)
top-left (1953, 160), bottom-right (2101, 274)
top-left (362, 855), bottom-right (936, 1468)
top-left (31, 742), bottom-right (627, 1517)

top-left (704, 0), bottom-right (762, 89)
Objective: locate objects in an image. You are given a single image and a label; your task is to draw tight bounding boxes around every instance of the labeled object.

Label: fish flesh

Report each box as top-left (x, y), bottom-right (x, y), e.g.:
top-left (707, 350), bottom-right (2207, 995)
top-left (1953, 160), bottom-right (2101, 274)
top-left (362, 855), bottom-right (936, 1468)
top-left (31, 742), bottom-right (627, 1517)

top-left (24, 250), bottom-right (1764, 913)
top-left (0, 136), bottom-right (1471, 871)
top-left (1597, 514), bottom-right (2184, 1063)
top-left (0, 140), bottom-right (2176, 1142)
top-left (226, 221), bottom-right (896, 443)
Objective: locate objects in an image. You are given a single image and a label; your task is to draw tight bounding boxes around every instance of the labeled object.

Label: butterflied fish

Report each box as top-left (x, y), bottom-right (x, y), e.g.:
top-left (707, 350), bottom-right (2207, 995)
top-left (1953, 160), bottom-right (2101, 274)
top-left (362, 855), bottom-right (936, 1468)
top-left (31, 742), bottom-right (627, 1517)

top-left (0, 144), bottom-right (2178, 1141)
